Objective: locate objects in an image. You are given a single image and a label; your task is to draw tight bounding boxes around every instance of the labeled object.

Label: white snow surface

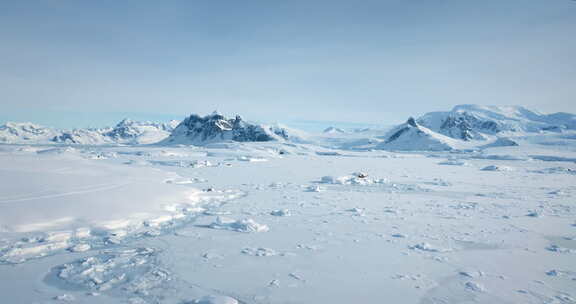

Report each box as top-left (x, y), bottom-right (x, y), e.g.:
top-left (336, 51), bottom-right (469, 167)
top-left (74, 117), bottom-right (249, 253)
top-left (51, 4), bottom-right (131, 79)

top-left (1, 105), bottom-right (576, 303)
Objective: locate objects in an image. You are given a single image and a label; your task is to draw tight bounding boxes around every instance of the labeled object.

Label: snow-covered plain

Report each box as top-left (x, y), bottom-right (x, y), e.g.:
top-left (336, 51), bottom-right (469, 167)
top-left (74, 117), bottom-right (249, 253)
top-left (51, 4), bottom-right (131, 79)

top-left (1, 106), bottom-right (576, 303)
top-left (1, 139), bottom-right (575, 304)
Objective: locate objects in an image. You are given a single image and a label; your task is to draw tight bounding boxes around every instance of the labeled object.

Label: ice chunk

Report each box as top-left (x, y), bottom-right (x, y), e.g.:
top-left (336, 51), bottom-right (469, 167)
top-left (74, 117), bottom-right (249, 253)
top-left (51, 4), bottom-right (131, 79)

top-left (209, 217), bottom-right (269, 233)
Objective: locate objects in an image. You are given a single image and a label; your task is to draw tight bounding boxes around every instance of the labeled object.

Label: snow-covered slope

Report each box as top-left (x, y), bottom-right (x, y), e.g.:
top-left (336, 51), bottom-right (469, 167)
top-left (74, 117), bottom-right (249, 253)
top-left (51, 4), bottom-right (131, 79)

top-left (376, 118), bottom-right (462, 151)
top-left (161, 112), bottom-right (290, 145)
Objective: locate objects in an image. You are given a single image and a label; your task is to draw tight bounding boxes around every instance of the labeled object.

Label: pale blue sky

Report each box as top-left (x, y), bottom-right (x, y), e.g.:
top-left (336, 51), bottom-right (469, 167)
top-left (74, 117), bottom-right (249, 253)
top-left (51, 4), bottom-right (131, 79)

top-left (1, 0), bottom-right (575, 129)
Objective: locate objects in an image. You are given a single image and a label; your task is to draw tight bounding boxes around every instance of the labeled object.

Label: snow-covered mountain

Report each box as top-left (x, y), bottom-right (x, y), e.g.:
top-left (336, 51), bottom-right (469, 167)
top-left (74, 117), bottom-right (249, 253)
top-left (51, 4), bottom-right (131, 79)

top-left (418, 104), bottom-right (576, 141)
top-left (375, 117), bottom-right (462, 151)
top-left (371, 104), bottom-right (576, 151)
top-left (102, 119), bottom-right (179, 145)
top-left (160, 112), bottom-right (290, 145)
top-left (0, 119), bottom-right (179, 145)
top-left (2, 104), bottom-right (574, 150)
top-left (52, 128), bottom-right (110, 145)
top-left (0, 122), bottom-right (59, 143)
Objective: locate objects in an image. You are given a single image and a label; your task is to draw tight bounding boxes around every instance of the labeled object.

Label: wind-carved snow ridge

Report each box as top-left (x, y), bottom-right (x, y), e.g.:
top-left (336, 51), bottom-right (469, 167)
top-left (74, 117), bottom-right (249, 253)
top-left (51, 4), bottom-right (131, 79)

top-left (0, 189), bottom-right (245, 264)
top-left (160, 112), bottom-right (290, 145)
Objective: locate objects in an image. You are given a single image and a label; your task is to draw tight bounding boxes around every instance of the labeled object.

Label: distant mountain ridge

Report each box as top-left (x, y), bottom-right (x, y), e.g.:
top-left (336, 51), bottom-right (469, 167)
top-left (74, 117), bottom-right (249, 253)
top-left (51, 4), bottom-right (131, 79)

top-left (0, 119), bottom-right (179, 145)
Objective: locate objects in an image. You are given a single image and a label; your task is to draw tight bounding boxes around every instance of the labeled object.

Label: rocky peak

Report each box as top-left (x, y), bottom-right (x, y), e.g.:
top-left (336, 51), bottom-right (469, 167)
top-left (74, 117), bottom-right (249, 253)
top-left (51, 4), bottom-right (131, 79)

top-left (163, 113), bottom-right (286, 145)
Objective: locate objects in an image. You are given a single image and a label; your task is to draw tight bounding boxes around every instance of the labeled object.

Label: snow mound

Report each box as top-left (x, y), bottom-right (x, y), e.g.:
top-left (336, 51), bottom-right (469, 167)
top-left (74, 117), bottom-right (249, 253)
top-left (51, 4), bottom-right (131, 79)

top-left (208, 217), bottom-right (269, 233)
top-left (306, 185), bottom-right (324, 192)
top-left (464, 281), bottom-right (486, 292)
top-left (190, 295), bottom-right (239, 304)
top-left (161, 112), bottom-right (289, 145)
top-left (270, 209), bottom-right (291, 217)
top-left (409, 242), bottom-right (451, 252)
top-left (52, 247), bottom-right (170, 296)
top-left (481, 137), bottom-right (519, 148)
top-left (438, 159), bottom-right (468, 166)
top-left (241, 247), bottom-right (278, 256)
top-left (480, 165), bottom-right (513, 171)
top-left (320, 174), bottom-right (387, 185)
top-left (546, 245), bottom-right (575, 254)
top-left (237, 156), bottom-right (268, 162)
top-left (318, 173), bottom-right (428, 192)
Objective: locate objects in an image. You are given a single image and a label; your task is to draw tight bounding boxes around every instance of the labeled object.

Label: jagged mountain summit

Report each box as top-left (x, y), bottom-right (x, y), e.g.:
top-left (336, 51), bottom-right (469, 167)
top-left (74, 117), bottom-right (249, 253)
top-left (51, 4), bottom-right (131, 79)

top-left (160, 112), bottom-right (290, 145)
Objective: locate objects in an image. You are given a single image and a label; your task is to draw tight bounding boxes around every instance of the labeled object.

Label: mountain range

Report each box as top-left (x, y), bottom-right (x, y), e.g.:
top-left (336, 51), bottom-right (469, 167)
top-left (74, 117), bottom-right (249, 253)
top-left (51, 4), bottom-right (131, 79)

top-left (1, 105), bottom-right (574, 150)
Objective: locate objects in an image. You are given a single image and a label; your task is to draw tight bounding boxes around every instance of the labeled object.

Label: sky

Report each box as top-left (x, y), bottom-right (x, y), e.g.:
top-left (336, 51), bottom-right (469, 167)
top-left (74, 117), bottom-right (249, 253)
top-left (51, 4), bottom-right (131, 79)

top-left (1, 0), bottom-right (575, 129)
